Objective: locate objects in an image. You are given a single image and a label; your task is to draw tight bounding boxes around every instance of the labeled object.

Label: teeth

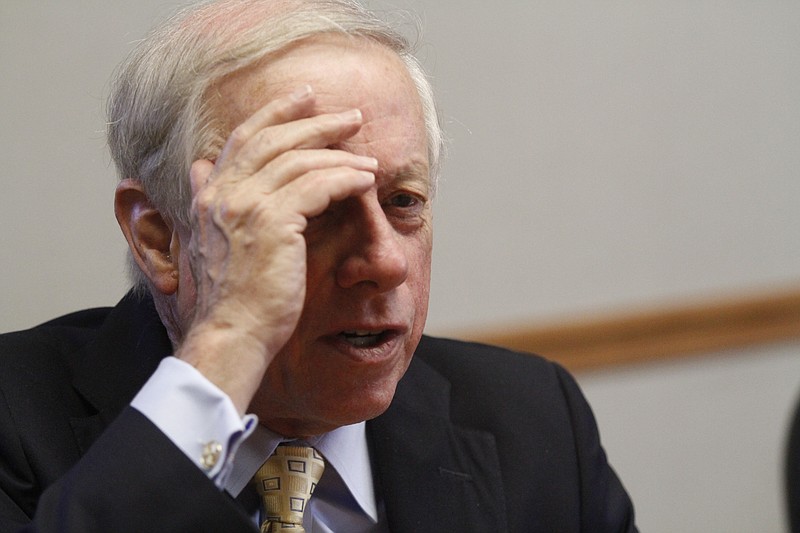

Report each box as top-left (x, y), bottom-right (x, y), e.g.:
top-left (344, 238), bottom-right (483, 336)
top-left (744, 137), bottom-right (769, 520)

top-left (346, 336), bottom-right (378, 347)
top-left (341, 330), bottom-right (383, 347)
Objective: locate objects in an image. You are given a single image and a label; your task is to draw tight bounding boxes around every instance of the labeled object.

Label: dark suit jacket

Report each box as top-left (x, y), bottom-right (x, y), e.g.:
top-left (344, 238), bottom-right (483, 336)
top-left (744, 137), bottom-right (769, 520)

top-left (0, 292), bottom-right (637, 532)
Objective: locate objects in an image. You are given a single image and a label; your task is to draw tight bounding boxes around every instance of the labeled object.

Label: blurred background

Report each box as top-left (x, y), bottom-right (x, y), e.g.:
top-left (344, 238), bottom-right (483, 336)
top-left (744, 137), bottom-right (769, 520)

top-left (1, 1), bottom-right (799, 530)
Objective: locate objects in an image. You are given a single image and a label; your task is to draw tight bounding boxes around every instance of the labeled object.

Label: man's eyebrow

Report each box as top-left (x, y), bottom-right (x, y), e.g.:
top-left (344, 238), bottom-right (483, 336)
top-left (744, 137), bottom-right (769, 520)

top-left (382, 159), bottom-right (430, 184)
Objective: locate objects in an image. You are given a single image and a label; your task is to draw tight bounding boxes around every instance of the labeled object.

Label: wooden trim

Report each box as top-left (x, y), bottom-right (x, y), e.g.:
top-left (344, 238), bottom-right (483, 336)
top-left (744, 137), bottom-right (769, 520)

top-left (457, 286), bottom-right (800, 373)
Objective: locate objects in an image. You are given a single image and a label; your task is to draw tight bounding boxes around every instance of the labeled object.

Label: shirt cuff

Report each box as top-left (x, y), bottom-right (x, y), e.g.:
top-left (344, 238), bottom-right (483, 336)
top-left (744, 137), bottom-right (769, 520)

top-left (131, 356), bottom-right (258, 488)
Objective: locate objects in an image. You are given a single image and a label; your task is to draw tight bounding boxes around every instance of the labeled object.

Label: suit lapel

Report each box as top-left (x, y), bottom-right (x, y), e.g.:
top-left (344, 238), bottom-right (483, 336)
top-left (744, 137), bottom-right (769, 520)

top-left (69, 292), bottom-right (171, 454)
top-left (367, 349), bottom-right (508, 532)
top-left (63, 296), bottom-right (510, 529)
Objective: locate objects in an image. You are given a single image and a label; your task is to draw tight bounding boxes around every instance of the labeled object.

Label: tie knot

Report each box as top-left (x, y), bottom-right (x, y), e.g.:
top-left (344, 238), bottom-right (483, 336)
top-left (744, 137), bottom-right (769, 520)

top-left (253, 445), bottom-right (325, 532)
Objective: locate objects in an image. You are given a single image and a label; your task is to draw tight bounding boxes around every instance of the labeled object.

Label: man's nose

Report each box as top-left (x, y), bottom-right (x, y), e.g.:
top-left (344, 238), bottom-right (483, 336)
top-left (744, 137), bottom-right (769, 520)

top-left (335, 201), bottom-right (409, 292)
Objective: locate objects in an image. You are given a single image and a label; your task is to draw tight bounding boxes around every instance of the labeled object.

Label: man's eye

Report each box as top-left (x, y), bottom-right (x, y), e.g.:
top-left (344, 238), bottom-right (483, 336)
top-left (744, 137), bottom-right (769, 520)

top-left (388, 193), bottom-right (419, 208)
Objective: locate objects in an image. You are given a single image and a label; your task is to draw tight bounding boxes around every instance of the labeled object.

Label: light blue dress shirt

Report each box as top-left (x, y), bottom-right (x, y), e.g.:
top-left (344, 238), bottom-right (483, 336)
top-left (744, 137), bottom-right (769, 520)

top-left (132, 357), bottom-right (388, 532)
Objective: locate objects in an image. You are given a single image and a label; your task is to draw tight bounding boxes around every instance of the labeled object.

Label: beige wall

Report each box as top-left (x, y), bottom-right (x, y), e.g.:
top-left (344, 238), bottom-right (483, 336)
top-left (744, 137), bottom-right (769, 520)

top-left (2, 2), bottom-right (799, 531)
top-left (581, 341), bottom-right (800, 532)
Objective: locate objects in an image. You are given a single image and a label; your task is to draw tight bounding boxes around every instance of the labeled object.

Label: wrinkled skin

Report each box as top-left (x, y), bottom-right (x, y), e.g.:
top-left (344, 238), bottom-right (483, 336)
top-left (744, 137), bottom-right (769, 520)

top-left (117, 34), bottom-right (433, 437)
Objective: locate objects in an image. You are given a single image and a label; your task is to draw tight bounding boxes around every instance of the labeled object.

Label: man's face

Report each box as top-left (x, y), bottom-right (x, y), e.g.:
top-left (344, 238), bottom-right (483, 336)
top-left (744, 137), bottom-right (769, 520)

top-left (183, 35), bottom-right (433, 436)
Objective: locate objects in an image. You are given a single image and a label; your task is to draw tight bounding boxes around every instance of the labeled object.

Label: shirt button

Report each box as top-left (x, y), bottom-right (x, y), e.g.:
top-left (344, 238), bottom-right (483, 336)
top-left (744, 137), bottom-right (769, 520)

top-left (200, 441), bottom-right (223, 470)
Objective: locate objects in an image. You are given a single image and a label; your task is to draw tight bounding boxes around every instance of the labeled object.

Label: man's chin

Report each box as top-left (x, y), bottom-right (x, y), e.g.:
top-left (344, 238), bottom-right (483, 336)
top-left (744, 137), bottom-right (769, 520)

top-left (263, 386), bottom-right (399, 437)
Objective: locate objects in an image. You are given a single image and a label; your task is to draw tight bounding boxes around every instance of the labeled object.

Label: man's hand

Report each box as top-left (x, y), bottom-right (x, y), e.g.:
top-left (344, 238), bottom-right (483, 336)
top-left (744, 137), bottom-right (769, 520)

top-left (176, 85), bottom-right (378, 413)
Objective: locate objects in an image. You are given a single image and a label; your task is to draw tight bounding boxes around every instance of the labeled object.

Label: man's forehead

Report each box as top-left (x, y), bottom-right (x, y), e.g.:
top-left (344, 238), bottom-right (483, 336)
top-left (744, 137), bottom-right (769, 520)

top-left (211, 35), bottom-right (416, 132)
top-left (203, 31), bottom-right (430, 186)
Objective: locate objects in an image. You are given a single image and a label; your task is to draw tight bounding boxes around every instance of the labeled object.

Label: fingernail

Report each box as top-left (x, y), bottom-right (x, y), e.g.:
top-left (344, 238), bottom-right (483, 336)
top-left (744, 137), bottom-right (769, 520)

top-left (291, 84), bottom-right (312, 101)
top-left (359, 171), bottom-right (375, 181)
top-left (340, 109), bottom-right (362, 122)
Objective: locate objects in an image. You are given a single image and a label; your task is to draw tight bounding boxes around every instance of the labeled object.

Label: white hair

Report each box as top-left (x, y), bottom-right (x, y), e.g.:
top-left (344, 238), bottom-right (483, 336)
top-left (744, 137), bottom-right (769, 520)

top-left (107, 0), bottom-right (443, 292)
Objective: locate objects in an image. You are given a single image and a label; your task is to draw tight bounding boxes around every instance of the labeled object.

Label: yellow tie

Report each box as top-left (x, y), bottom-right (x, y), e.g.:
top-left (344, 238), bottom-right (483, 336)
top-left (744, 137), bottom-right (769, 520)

top-left (253, 445), bottom-right (325, 533)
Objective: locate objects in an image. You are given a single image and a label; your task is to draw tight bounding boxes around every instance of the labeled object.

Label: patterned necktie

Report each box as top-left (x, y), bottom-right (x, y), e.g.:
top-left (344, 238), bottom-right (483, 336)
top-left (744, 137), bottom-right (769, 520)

top-left (253, 445), bottom-right (326, 533)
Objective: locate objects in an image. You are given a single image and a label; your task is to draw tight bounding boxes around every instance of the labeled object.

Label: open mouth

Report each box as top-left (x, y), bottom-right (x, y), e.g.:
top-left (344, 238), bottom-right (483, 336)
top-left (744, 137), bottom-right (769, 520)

top-left (338, 330), bottom-right (388, 348)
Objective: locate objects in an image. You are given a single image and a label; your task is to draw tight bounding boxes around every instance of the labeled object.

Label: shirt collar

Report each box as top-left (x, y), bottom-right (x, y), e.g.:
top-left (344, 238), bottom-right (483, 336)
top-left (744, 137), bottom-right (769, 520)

top-left (225, 420), bottom-right (378, 523)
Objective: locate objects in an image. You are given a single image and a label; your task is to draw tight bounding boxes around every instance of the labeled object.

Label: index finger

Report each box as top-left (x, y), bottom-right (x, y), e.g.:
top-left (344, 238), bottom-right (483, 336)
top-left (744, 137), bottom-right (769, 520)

top-left (214, 86), bottom-right (365, 180)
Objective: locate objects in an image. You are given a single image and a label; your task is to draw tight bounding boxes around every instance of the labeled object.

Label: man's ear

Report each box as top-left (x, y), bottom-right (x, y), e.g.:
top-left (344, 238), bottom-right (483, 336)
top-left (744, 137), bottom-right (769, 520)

top-left (114, 179), bottom-right (180, 295)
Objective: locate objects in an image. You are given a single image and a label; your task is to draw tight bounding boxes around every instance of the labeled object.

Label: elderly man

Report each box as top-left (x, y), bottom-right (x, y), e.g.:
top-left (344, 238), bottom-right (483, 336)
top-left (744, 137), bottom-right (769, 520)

top-left (0, 1), bottom-right (637, 531)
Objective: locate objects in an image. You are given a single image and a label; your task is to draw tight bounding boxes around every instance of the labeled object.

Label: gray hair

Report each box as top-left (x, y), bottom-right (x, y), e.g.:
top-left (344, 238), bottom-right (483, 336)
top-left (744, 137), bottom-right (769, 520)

top-left (107, 0), bottom-right (443, 291)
